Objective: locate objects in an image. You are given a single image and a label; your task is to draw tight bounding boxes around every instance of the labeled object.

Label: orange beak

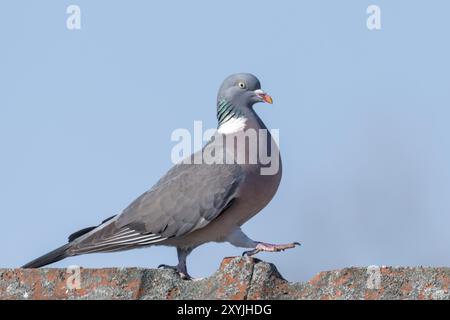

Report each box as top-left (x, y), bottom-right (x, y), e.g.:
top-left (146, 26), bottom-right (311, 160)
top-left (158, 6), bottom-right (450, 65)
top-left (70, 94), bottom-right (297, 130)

top-left (254, 89), bottom-right (273, 104)
top-left (262, 93), bottom-right (273, 104)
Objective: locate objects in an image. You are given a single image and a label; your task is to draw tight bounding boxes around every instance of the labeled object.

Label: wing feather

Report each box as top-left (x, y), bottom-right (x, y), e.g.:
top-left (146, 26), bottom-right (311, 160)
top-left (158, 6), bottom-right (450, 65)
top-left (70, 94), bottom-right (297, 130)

top-left (117, 160), bottom-right (243, 238)
top-left (69, 147), bottom-right (244, 254)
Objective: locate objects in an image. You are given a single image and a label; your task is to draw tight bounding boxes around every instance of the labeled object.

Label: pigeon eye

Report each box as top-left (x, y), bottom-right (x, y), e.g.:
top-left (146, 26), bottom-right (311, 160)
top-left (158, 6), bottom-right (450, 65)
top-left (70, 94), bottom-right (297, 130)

top-left (238, 82), bottom-right (246, 89)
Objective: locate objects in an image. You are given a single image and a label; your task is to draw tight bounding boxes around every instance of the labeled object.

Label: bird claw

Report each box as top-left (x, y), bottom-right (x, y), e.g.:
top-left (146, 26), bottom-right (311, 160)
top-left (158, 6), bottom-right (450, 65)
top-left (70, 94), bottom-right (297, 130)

top-left (158, 264), bottom-right (192, 280)
top-left (242, 249), bottom-right (260, 257)
top-left (158, 264), bottom-right (175, 270)
top-left (242, 241), bottom-right (301, 256)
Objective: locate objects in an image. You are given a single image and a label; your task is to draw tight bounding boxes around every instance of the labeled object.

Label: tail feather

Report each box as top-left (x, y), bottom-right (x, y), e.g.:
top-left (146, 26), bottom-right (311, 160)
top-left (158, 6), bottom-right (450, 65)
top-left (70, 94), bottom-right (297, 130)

top-left (22, 243), bottom-right (71, 268)
top-left (22, 215), bottom-right (118, 268)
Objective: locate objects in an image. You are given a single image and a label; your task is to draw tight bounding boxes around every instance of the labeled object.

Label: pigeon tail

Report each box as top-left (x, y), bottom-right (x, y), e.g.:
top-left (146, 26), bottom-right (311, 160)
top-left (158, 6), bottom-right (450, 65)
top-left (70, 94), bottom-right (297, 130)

top-left (22, 243), bottom-right (71, 268)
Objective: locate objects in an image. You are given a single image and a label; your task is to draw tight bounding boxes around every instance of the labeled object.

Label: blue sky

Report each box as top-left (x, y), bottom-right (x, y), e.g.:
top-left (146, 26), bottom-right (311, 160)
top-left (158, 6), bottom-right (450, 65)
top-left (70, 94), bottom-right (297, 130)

top-left (1, 1), bottom-right (450, 282)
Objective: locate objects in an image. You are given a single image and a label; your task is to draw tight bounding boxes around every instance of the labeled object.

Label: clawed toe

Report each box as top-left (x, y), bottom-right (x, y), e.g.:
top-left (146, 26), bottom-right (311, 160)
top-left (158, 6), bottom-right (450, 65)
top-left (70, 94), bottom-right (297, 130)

top-left (180, 273), bottom-right (192, 280)
top-left (157, 264), bottom-right (192, 280)
top-left (158, 264), bottom-right (177, 270)
top-left (242, 241), bottom-right (301, 256)
top-left (242, 249), bottom-right (260, 257)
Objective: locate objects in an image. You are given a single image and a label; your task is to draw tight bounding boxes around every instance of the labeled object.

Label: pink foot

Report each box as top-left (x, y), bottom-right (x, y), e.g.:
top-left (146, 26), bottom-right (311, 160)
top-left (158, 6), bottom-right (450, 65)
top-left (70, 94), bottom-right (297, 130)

top-left (242, 242), bottom-right (301, 256)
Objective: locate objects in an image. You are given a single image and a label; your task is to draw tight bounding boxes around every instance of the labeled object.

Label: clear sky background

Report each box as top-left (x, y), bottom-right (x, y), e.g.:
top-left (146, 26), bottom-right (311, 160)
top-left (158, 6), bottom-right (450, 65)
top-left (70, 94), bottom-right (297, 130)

top-left (1, 1), bottom-right (450, 282)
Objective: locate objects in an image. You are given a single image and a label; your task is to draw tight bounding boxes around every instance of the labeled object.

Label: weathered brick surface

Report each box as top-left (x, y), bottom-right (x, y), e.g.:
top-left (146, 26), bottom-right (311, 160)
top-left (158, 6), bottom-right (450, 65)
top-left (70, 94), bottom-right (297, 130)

top-left (1, 257), bottom-right (449, 299)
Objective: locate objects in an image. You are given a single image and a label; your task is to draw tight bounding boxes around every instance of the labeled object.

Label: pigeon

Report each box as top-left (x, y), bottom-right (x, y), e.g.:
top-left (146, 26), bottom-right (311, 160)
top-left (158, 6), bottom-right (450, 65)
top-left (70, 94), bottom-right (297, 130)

top-left (22, 73), bottom-right (299, 279)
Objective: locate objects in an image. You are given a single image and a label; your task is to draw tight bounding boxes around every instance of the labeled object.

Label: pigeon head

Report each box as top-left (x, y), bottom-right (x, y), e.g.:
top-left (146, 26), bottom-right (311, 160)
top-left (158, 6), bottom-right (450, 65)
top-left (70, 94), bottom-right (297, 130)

top-left (216, 73), bottom-right (273, 128)
top-left (217, 73), bottom-right (273, 108)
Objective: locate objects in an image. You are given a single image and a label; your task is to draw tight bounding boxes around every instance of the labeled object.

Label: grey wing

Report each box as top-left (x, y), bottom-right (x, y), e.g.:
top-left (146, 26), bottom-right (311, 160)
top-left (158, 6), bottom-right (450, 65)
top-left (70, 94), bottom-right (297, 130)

top-left (117, 162), bottom-right (244, 237)
top-left (68, 162), bottom-right (243, 254)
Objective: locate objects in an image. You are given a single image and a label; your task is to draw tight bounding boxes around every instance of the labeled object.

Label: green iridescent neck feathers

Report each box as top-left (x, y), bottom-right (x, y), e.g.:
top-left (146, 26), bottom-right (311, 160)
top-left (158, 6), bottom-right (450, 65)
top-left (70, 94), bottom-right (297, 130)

top-left (217, 99), bottom-right (244, 127)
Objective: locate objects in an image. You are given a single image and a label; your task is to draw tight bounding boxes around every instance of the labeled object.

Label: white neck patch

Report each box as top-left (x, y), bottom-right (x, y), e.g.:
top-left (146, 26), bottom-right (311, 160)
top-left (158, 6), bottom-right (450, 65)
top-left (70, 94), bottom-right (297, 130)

top-left (217, 116), bottom-right (247, 135)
